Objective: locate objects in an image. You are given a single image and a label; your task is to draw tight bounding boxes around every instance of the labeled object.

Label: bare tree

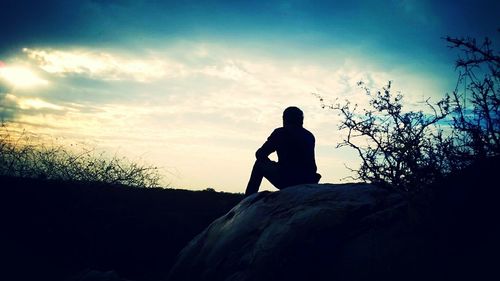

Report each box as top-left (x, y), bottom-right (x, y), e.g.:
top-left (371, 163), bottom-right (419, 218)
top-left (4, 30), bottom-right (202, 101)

top-left (318, 82), bottom-right (449, 193)
top-left (446, 36), bottom-right (500, 162)
top-left (317, 34), bottom-right (499, 193)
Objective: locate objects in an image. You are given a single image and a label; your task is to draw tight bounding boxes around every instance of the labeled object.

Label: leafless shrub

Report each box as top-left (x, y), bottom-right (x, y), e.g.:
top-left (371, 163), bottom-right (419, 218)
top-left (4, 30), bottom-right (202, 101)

top-left (446, 36), bottom-right (500, 162)
top-left (0, 123), bottom-right (162, 188)
top-left (318, 82), bottom-right (451, 193)
top-left (316, 34), bottom-right (499, 194)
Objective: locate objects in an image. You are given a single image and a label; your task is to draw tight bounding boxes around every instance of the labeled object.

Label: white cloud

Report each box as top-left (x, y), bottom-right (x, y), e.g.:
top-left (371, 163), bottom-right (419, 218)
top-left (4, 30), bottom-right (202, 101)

top-left (18, 97), bottom-right (64, 111)
top-left (199, 61), bottom-right (251, 81)
top-left (23, 48), bottom-right (186, 82)
top-left (4, 93), bottom-right (78, 112)
top-left (0, 65), bottom-right (49, 89)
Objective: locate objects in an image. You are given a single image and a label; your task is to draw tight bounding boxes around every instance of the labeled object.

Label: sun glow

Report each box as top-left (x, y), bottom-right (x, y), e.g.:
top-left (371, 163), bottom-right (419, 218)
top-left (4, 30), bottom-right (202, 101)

top-left (18, 98), bottom-right (64, 111)
top-left (0, 65), bottom-right (48, 88)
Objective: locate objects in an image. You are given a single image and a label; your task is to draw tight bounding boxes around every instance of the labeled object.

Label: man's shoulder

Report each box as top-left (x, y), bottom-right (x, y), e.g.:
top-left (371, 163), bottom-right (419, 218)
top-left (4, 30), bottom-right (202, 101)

top-left (302, 127), bottom-right (315, 140)
top-left (272, 127), bottom-right (286, 134)
top-left (274, 127), bottom-right (315, 138)
top-left (301, 127), bottom-right (314, 135)
top-left (268, 127), bottom-right (285, 140)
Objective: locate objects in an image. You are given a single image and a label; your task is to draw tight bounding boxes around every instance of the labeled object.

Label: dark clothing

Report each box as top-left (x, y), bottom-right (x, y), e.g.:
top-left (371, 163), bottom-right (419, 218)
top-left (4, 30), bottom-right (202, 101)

top-left (245, 158), bottom-right (283, 196)
top-left (245, 126), bottom-right (320, 196)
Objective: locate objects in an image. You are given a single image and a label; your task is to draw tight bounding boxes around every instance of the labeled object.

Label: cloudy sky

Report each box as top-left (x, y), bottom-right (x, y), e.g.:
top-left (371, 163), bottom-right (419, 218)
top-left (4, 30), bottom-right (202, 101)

top-left (1, 0), bottom-right (498, 192)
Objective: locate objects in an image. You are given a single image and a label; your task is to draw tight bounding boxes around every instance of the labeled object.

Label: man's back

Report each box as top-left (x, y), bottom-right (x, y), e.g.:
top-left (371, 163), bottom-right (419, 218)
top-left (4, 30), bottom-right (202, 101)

top-left (245, 106), bottom-right (320, 196)
top-left (256, 126), bottom-right (318, 186)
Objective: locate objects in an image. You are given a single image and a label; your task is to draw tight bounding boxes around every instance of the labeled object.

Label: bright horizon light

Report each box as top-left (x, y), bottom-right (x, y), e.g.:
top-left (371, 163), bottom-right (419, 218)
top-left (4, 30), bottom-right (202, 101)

top-left (0, 65), bottom-right (48, 89)
top-left (0, 43), bottom-right (456, 192)
top-left (1, 0), bottom-right (496, 192)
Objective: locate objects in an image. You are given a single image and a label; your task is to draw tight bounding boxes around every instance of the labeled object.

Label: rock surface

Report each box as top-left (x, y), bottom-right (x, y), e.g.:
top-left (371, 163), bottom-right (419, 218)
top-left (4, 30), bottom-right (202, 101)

top-left (167, 183), bottom-right (430, 281)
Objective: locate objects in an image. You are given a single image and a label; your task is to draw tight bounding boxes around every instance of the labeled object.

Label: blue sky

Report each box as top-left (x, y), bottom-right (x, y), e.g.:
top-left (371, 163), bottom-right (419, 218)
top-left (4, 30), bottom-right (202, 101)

top-left (1, 0), bottom-right (499, 191)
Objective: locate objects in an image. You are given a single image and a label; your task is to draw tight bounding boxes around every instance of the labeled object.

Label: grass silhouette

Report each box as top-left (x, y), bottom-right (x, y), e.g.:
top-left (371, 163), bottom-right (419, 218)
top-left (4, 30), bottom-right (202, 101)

top-left (0, 123), bottom-right (161, 188)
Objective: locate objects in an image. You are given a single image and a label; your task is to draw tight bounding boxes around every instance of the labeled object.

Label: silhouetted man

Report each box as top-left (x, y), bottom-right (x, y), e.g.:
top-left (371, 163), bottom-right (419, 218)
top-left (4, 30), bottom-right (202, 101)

top-left (245, 106), bottom-right (321, 196)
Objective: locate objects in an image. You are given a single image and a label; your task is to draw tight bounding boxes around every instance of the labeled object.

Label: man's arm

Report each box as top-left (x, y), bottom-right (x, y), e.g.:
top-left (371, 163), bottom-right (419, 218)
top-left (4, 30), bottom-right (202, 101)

top-left (255, 130), bottom-right (278, 160)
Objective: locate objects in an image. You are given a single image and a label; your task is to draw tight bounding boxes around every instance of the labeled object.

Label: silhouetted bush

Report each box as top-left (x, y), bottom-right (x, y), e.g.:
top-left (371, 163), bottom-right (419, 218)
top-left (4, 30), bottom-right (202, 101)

top-left (318, 35), bottom-right (499, 193)
top-left (0, 124), bottom-right (162, 187)
top-left (319, 82), bottom-right (451, 193)
top-left (445, 36), bottom-right (500, 163)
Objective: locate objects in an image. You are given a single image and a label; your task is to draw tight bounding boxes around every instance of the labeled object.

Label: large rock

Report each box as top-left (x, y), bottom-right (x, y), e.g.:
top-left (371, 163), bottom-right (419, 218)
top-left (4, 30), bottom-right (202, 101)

top-left (167, 183), bottom-right (431, 281)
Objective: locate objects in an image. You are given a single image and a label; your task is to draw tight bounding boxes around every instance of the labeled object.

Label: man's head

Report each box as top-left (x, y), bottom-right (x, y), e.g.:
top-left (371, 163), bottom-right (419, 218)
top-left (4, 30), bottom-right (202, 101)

top-left (283, 106), bottom-right (304, 127)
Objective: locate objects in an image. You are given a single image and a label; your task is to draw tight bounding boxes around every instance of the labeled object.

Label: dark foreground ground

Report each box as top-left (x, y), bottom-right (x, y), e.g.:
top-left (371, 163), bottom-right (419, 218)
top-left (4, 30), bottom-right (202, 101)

top-left (2, 156), bottom-right (500, 281)
top-left (0, 176), bottom-right (243, 281)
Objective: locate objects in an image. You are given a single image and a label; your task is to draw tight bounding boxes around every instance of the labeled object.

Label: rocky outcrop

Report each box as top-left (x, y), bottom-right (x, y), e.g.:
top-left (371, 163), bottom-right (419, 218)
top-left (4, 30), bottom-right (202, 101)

top-left (168, 183), bottom-right (431, 281)
top-left (168, 156), bottom-right (500, 281)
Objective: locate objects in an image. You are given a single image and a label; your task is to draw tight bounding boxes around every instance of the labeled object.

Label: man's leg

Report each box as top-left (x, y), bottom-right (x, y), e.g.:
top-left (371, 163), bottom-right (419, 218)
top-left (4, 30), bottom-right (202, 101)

top-left (245, 158), bottom-right (282, 197)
